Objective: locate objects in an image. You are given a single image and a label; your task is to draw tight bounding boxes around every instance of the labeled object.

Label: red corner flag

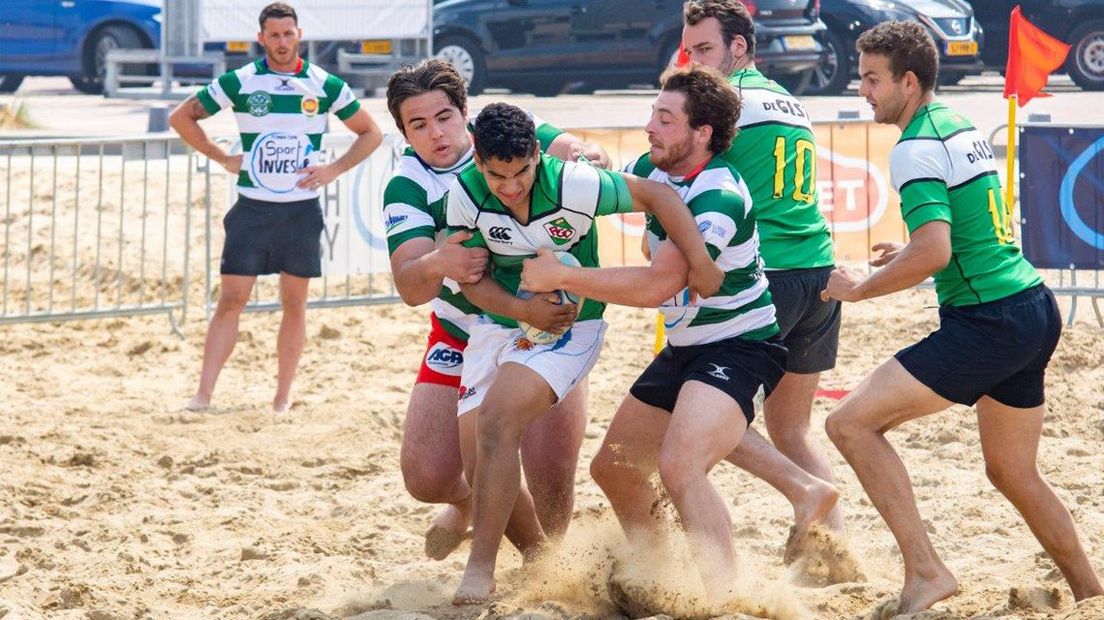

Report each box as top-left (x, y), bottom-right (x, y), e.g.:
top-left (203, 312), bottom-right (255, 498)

top-left (1003, 5), bottom-right (1070, 106)
top-left (675, 44), bottom-right (691, 68)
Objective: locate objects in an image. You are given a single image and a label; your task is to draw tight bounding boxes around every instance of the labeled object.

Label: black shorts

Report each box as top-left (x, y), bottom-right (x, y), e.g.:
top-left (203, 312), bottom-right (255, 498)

top-left (765, 267), bottom-right (840, 374)
top-left (895, 285), bottom-right (1061, 409)
top-left (220, 196), bottom-right (324, 278)
top-left (629, 335), bottom-right (788, 425)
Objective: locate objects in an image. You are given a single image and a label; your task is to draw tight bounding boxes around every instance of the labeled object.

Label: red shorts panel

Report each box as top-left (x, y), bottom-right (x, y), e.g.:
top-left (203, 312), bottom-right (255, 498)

top-left (415, 313), bottom-right (468, 387)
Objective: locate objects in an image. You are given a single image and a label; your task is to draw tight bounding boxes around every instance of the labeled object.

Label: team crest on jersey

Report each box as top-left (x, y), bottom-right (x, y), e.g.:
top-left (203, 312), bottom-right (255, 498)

top-left (301, 96), bottom-right (319, 117)
top-left (247, 91), bottom-right (272, 117)
top-left (514, 337), bottom-right (534, 351)
top-left (543, 217), bottom-right (575, 245)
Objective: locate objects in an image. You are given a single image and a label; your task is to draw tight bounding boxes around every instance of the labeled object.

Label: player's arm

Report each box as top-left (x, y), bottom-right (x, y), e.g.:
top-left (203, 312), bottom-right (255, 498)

top-left (521, 242), bottom-right (688, 308)
top-left (823, 221), bottom-right (950, 302)
top-left (298, 107), bottom-right (384, 189)
top-left (390, 232), bottom-right (486, 306)
top-left (620, 172), bottom-right (723, 300)
top-left (458, 276), bottom-right (577, 334)
top-left (547, 132), bottom-right (612, 169)
top-left (169, 94), bottom-right (239, 174)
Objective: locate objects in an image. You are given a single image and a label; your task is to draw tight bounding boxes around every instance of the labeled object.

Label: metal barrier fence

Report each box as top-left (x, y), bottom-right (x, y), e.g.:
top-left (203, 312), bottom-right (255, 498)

top-left (1, 125), bottom-right (1101, 330)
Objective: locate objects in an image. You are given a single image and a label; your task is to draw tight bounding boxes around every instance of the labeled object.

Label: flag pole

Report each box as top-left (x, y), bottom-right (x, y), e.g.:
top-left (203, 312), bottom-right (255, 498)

top-left (1005, 94), bottom-right (1017, 233)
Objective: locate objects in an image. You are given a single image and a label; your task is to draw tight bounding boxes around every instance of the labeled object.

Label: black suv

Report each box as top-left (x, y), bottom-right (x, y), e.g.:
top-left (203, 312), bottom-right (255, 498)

top-left (807, 0), bottom-right (984, 95)
top-left (967, 0), bottom-right (1104, 91)
top-left (432, 0), bottom-right (826, 96)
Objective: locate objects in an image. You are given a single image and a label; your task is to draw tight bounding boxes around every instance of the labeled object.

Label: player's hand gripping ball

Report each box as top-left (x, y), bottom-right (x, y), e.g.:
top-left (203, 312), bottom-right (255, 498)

top-left (517, 251), bottom-right (585, 345)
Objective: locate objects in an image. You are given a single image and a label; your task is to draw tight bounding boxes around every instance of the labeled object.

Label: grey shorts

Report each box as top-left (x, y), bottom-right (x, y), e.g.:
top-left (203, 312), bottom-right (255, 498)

top-left (765, 266), bottom-right (840, 374)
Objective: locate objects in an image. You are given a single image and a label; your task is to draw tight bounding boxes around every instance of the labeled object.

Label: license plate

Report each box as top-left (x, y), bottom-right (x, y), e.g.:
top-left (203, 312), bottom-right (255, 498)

top-left (360, 40), bottom-right (392, 55)
top-left (946, 40), bottom-right (978, 56)
top-left (783, 35), bottom-right (816, 51)
top-left (225, 41), bottom-right (250, 53)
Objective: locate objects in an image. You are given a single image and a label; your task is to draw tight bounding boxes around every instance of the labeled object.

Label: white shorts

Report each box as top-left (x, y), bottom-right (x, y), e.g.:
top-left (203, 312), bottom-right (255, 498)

top-left (456, 317), bottom-right (607, 416)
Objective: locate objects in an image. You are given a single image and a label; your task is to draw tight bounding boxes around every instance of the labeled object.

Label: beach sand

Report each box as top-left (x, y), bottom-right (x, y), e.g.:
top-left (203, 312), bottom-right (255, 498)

top-left (1, 285), bottom-right (1103, 619)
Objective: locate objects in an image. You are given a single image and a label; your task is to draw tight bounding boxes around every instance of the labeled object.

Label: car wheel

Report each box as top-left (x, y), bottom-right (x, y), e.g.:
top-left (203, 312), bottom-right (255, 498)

top-left (805, 28), bottom-right (850, 96)
top-left (71, 25), bottom-right (146, 95)
top-left (435, 36), bottom-right (487, 95)
top-left (1067, 21), bottom-right (1104, 91)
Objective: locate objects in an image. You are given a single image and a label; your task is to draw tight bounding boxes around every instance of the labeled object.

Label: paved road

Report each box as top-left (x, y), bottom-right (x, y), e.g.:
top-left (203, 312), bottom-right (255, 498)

top-left (0, 73), bottom-right (1096, 141)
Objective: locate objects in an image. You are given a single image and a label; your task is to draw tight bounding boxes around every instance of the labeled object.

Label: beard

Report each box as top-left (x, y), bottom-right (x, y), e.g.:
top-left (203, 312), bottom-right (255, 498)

top-left (265, 42), bottom-right (299, 65)
top-left (650, 134), bottom-right (695, 173)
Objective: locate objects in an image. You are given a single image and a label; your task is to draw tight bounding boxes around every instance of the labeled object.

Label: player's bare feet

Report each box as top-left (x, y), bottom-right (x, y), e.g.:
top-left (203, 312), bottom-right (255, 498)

top-left (425, 504), bottom-right (470, 560)
top-left (784, 478), bottom-right (839, 564)
top-left (898, 567), bottom-right (958, 614)
top-left (184, 395), bottom-right (210, 412)
top-left (452, 567), bottom-right (495, 605)
top-left (272, 399), bottom-right (292, 413)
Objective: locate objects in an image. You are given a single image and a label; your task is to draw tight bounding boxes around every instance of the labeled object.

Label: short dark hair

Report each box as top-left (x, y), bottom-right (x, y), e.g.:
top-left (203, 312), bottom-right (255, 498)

top-left (856, 21), bottom-right (938, 92)
top-left (660, 65), bottom-right (742, 155)
top-left (386, 59), bottom-right (468, 135)
top-left (472, 103), bottom-right (537, 163)
top-left (259, 2), bottom-right (297, 29)
top-left (683, 0), bottom-right (757, 57)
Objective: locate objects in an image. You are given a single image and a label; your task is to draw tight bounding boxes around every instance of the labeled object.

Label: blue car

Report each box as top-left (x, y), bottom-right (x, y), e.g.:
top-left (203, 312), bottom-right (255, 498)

top-left (0, 0), bottom-right (161, 94)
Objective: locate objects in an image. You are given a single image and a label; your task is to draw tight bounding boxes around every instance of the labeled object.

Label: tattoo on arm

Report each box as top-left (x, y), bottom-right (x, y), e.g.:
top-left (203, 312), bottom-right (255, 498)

top-left (188, 96), bottom-right (212, 120)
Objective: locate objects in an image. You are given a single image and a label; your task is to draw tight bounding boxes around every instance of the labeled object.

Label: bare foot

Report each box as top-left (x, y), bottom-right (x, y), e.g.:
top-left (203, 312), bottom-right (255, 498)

top-left (184, 395), bottom-right (210, 412)
top-left (272, 399), bottom-right (292, 413)
top-left (425, 504), bottom-right (470, 561)
top-left (784, 479), bottom-right (839, 565)
top-left (452, 567), bottom-right (495, 605)
top-left (898, 567), bottom-right (958, 614)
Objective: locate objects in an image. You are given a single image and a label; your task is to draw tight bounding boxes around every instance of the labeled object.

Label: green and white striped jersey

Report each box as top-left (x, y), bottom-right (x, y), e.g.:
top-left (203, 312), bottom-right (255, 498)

top-left (627, 153), bottom-right (779, 346)
top-left (446, 154), bottom-right (633, 328)
top-left (892, 103), bottom-right (1042, 307)
top-left (197, 58), bottom-right (361, 203)
top-left (382, 113), bottom-right (564, 340)
top-left (724, 68), bottom-right (834, 270)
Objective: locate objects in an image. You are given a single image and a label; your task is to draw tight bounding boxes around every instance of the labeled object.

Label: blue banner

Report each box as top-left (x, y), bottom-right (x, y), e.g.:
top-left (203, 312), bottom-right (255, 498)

top-left (1019, 125), bottom-right (1104, 269)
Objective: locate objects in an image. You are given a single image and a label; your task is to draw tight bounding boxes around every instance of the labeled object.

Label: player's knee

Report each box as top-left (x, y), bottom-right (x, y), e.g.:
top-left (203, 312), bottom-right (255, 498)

top-left (216, 290), bottom-right (250, 314)
top-left (401, 463), bottom-right (453, 503)
top-left (589, 447), bottom-right (620, 492)
top-left (984, 460), bottom-right (1035, 494)
top-left (657, 449), bottom-right (697, 499)
top-left (477, 406), bottom-right (521, 453)
top-left (824, 410), bottom-right (856, 449)
top-left (280, 293), bottom-right (308, 313)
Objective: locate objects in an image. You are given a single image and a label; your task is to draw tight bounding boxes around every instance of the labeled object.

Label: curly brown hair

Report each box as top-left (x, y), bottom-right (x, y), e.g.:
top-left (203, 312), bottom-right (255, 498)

top-left (660, 65), bottom-right (742, 155)
top-left (856, 21), bottom-right (938, 92)
top-left (683, 0), bottom-right (756, 57)
top-left (386, 59), bottom-right (469, 135)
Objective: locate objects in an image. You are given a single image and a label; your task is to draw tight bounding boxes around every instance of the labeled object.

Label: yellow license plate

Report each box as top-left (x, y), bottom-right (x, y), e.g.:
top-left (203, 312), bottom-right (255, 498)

top-left (360, 40), bottom-right (392, 55)
top-left (225, 41), bottom-right (251, 53)
top-left (947, 40), bottom-right (978, 56)
top-left (783, 35), bottom-right (817, 51)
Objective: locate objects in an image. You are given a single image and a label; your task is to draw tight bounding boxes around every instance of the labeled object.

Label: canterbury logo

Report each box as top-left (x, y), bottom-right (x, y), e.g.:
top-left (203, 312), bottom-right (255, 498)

top-left (488, 226), bottom-right (513, 241)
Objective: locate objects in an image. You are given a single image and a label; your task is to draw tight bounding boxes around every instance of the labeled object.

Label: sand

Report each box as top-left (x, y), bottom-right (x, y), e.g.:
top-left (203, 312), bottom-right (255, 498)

top-left (1, 282), bottom-right (1103, 619)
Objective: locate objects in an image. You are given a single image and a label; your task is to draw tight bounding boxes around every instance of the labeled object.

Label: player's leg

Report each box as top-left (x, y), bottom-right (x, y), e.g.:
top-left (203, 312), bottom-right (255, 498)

top-left (762, 267), bottom-right (845, 529)
top-left (825, 358), bottom-right (955, 614)
top-left (976, 396), bottom-right (1103, 600)
top-left (454, 362), bottom-right (559, 604)
top-left (274, 272), bottom-right (310, 412)
top-left (188, 273), bottom-right (256, 410)
top-left (723, 425), bottom-right (839, 562)
top-left (659, 379), bottom-right (749, 601)
top-left (590, 393), bottom-right (671, 552)
top-left (521, 379), bottom-right (587, 538)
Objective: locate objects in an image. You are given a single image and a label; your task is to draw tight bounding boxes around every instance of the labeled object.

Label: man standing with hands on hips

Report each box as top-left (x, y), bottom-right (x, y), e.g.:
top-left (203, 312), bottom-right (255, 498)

top-left (170, 2), bottom-right (383, 413)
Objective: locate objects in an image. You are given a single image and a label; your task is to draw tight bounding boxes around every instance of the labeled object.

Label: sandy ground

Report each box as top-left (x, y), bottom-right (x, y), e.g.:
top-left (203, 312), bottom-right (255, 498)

top-left (1, 282), bottom-right (1103, 620)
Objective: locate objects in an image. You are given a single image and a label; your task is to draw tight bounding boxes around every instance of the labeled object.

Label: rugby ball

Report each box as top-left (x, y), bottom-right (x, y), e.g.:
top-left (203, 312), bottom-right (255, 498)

top-left (517, 251), bottom-right (585, 345)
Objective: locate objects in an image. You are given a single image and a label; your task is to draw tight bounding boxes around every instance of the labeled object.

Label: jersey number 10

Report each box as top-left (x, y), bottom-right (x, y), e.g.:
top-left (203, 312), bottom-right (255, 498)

top-left (773, 137), bottom-right (816, 204)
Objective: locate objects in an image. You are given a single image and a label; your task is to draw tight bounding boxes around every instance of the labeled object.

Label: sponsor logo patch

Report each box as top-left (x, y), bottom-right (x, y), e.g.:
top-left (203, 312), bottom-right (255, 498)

top-left (543, 217), bottom-right (575, 245)
top-left (301, 96), bottom-right (319, 117)
top-left (248, 132), bottom-right (315, 193)
top-left (275, 78), bottom-right (295, 92)
top-left (385, 214), bottom-right (408, 232)
top-left (247, 91), bottom-right (272, 117)
top-left (488, 226), bottom-right (513, 242)
top-left (425, 343), bottom-right (463, 375)
top-left (707, 364), bottom-right (730, 381)
top-left (458, 385), bottom-right (477, 400)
